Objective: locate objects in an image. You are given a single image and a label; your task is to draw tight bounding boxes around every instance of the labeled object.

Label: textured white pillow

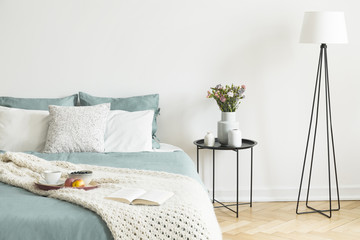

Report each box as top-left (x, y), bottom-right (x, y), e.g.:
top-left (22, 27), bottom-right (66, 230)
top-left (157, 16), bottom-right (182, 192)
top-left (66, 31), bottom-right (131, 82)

top-left (105, 110), bottom-right (154, 152)
top-left (43, 103), bottom-right (110, 153)
top-left (0, 106), bottom-right (49, 152)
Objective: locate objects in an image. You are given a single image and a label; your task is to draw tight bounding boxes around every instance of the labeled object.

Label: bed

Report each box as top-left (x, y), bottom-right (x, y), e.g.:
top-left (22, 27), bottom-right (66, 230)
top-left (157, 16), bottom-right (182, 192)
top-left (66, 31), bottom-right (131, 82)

top-left (0, 93), bottom-right (222, 240)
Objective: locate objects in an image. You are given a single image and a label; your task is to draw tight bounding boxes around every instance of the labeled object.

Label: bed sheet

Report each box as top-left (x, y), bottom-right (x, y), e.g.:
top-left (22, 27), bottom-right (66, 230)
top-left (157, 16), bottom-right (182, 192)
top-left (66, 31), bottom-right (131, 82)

top-left (0, 150), bottom-right (201, 240)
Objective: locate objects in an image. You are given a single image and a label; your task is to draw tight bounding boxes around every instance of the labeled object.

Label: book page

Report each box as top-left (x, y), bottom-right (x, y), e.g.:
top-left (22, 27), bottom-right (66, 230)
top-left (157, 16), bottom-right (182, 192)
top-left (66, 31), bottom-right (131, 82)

top-left (105, 188), bottom-right (146, 204)
top-left (132, 189), bottom-right (174, 206)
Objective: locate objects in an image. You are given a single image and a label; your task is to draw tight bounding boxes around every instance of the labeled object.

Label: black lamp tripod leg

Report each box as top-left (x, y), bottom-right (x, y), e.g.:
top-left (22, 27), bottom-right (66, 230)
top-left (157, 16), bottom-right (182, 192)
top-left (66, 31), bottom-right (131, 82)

top-left (324, 47), bottom-right (341, 212)
top-left (296, 45), bottom-right (322, 214)
top-left (325, 47), bottom-right (333, 217)
top-left (305, 51), bottom-right (322, 207)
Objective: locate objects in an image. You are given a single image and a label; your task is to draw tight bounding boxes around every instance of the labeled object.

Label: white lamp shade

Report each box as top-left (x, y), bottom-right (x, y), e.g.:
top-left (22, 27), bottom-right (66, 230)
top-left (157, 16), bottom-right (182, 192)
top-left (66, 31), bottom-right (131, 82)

top-left (300, 11), bottom-right (348, 44)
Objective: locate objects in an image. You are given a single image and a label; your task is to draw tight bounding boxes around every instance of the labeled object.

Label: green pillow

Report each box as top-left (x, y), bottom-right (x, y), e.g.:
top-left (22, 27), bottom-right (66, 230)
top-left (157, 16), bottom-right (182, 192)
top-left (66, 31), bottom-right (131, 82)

top-left (79, 92), bottom-right (160, 149)
top-left (0, 94), bottom-right (78, 110)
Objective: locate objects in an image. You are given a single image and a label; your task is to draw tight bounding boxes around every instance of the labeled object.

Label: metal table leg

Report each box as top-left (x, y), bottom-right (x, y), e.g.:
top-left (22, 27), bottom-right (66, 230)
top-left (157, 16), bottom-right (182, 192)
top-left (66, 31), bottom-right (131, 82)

top-left (250, 147), bottom-right (253, 207)
top-left (197, 146), bottom-right (199, 173)
top-left (236, 149), bottom-right (239, 218)
top-left (212, 149), bottom-right (215, 204)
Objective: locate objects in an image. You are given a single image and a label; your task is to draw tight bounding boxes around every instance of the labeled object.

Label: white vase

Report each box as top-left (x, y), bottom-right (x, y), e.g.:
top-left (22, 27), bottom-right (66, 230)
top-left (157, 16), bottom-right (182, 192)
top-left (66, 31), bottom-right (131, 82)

top-left (228, 129), bottom-right (242, 147)
top-left (204, 132), bottom-right (215, 146)
top-left (217, 112), bottom-right (239, 145)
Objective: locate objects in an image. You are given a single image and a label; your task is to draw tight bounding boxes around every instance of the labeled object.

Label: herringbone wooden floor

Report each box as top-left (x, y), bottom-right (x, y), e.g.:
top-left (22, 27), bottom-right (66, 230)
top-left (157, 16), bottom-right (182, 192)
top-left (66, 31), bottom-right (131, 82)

top-left (214, 201), bottom-right (360, 240)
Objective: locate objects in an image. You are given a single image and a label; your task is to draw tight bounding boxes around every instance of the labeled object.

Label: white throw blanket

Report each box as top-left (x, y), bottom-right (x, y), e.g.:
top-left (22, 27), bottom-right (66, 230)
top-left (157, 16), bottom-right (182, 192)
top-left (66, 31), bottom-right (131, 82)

top-left (0, 152), bottom-right (222, 240)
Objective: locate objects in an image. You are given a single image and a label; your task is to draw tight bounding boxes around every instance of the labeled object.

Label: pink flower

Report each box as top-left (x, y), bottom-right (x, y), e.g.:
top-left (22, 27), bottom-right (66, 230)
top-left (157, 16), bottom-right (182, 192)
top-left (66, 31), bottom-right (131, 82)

top-left (220, 96), bottom-right (226, 102)
top-left (241, 85), bottom-right (246, 90)
top-left (206, 91), bottom-right (211, 98)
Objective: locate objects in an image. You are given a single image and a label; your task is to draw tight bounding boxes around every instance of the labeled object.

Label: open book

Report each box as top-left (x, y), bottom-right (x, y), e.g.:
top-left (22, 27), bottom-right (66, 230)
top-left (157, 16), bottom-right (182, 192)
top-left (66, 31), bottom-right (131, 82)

top-left (105, 188), bottom-right (174, 206)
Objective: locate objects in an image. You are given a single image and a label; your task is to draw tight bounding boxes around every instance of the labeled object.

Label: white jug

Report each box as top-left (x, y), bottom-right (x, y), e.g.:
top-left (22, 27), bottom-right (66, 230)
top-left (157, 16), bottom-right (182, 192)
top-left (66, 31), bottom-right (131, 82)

top-left (204, 132), bottom-right (215, 147)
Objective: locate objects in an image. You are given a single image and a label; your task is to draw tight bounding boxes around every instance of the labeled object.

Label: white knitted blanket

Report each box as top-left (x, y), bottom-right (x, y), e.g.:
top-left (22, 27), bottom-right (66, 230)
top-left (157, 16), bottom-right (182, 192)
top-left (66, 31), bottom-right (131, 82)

top-left (0, 152), bottom-right (222, 240)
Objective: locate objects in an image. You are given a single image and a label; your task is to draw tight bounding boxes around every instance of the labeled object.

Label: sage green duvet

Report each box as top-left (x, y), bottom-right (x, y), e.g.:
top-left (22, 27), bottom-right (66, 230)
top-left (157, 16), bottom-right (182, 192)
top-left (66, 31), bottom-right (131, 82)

top-left (0, 151), bottom-right (200, 240)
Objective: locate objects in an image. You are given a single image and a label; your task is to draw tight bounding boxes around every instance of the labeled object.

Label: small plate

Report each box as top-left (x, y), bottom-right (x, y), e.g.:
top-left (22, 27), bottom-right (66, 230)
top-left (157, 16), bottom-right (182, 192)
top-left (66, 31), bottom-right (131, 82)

top-left (38, 179), bottom-right (65, 186)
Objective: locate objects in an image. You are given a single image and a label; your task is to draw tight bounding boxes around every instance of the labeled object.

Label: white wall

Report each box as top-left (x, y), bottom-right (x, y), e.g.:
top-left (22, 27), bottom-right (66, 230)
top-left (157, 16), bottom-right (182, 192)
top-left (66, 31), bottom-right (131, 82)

top-left (0, 0), bottom-right (359, 202)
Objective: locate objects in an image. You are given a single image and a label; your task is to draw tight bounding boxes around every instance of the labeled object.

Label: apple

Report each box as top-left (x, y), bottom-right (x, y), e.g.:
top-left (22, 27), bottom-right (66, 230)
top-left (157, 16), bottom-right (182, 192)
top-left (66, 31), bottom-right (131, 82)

top-left (64, 178), bottom-right (76, 187)
top-left (72, 179), bottom-right (85, 188)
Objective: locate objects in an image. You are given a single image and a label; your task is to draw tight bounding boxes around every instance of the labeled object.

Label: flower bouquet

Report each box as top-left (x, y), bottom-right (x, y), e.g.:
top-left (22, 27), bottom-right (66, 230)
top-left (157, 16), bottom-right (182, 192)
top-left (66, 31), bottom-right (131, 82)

top-left (207, 84), bottom-right (246, 112)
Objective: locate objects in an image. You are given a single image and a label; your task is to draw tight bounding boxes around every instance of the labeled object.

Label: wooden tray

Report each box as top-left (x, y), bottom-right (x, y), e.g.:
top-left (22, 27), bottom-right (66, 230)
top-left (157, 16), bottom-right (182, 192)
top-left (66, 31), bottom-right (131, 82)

top-left (35, 182), bottom-right (99, 191)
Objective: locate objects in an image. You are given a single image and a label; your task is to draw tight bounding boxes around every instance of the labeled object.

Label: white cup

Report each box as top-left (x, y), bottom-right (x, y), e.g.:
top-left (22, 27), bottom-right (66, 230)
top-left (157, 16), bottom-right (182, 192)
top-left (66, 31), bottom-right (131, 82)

top-left (228, 129), bottom-right (242, 147)
top-left (41, 170), bottom-right (61, 184)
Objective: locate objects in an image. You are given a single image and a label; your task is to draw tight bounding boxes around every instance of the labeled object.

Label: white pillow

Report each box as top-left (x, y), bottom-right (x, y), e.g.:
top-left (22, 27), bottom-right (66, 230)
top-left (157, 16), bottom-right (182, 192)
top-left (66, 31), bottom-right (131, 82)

top-left (0, 106), bottom-right (49, 152)
top-left (43, 103), bottom-right (110, 153)
top-left (105, 110), bottom-right (154, 152)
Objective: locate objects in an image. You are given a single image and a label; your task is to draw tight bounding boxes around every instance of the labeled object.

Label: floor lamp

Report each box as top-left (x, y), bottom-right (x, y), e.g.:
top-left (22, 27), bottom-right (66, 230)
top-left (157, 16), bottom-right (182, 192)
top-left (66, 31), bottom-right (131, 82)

top-left (296, 12), bottom-right (348, 218)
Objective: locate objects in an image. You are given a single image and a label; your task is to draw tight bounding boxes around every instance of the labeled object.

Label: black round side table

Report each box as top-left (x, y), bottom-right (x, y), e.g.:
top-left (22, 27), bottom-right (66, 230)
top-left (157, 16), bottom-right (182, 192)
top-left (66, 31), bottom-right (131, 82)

top-left (194, 138), bottom-right (257, 218)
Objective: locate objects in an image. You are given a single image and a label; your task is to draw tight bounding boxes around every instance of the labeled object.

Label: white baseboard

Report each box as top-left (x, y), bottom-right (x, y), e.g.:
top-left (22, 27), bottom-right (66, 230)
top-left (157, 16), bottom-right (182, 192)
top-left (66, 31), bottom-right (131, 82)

top-left (208, 186), bottom-right (360, 202)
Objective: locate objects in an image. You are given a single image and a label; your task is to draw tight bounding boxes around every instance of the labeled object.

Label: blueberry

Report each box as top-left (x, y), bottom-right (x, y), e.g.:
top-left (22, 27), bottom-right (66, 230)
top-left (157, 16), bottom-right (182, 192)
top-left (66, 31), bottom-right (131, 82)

top-left (71, 171), bottom-right (91, 174)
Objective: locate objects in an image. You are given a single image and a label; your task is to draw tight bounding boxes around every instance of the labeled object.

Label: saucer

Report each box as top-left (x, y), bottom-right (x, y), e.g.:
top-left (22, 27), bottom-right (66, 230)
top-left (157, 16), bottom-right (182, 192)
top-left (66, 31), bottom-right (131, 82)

top-left (38, 179), bottom-right (65, 186)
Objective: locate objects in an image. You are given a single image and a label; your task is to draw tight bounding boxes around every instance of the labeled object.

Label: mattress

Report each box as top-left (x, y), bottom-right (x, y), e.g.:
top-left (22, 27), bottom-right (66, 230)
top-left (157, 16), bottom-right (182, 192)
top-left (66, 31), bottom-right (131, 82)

top-left (0, 148), bottom-right (204, 240)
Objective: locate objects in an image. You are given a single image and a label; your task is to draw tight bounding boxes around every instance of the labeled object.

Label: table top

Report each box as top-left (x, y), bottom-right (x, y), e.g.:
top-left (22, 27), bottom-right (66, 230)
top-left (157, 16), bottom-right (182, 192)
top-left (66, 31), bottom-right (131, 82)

top-left (194, 138), bottom-right (257, 150)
